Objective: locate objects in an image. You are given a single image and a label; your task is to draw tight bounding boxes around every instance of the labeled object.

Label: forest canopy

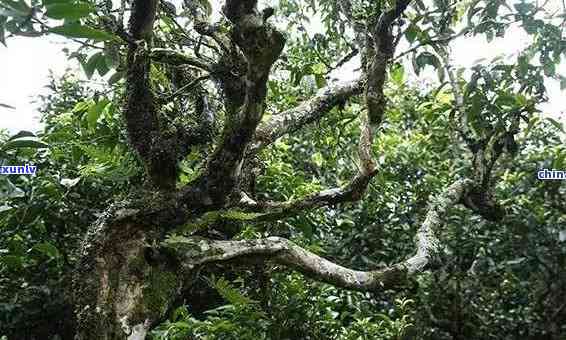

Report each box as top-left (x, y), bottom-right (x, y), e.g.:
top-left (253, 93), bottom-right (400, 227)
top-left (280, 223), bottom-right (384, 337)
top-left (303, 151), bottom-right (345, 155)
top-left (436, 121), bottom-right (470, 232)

top-left (0, 0), bottom-right (565, 339)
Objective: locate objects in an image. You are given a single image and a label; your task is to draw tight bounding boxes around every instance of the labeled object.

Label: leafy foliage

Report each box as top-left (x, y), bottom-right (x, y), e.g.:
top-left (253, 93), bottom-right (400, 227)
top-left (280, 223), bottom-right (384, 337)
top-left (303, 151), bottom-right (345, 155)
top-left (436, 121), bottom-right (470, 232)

top-left (0, 74), bottom-right (143, 338)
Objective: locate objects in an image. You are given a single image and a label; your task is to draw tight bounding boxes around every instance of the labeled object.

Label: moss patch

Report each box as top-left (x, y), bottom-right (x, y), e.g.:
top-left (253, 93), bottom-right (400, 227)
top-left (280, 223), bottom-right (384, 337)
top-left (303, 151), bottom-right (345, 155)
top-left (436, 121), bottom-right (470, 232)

top-left (142, 267), bottom-right (178, 318)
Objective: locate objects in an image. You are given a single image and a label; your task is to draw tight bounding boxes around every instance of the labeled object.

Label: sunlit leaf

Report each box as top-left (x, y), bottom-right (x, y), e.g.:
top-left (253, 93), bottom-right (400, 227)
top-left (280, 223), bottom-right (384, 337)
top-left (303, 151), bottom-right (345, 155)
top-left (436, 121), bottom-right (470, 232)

top-left (45, 2), bottom-right (93, 20)
top-left (49, 23), bottom-right (115, 41)
top-left (87, 99), bottom-right (109, 129)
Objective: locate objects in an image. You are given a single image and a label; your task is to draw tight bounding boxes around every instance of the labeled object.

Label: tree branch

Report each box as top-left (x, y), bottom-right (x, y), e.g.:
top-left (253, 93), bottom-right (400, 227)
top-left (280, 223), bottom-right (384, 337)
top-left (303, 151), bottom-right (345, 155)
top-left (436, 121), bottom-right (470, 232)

top-left (166, 179), bottom-right (473, 291)
top-left (394, 29), bottom-right (468, 61)
top-left (365, 0), bottom-right (411, 126)
top-left (252, 77), bottom-right (364, 151)
top-left (240, 90), bottom-right (378, 220)
top-left (192, 0), bottom-right (285, 206)
top-left (124, 0), bottom-right (184, 189)
top-left (237, 168), bottom-right (376, 220)
top-left (241, 0), bottom-right (413, 216)
top-left (150, 48), bottom-right (212, 71)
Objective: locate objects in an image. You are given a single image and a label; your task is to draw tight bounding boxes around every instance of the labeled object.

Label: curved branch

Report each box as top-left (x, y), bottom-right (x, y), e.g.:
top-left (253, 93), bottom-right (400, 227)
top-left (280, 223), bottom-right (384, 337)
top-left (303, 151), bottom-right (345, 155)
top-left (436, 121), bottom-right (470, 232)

top-left (238, 169), bottom-right (376, 220)
top-left (243, 0), bottom-right (413, 214)
top-left (365, 0), bottom-right (411, 126)
top-left (240, 100), bottom-right (378, 221)
top-left (166, 179), bottom-right (473, 291)
top-left (243, 1), bottom-right (413, 216)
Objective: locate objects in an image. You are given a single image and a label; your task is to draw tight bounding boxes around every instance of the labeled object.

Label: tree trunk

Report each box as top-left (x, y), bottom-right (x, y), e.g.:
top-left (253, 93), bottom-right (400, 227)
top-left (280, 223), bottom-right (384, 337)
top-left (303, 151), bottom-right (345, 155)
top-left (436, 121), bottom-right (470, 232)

top-left (73, 207), bottom-right (181, 340)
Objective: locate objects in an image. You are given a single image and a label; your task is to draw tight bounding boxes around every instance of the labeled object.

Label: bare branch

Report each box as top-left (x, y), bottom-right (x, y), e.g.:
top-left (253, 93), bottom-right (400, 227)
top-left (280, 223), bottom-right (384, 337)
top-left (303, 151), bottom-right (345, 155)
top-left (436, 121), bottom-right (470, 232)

top-left (252, 77), bottom-right (364, 151)
top-left (159, 74), bottom-right (211, 102)
top-left (326, 48), bottom-right (359, 75)
top-left (237, 169), bottom-right (376, 220)
top-left (166, 179), bottom-right (473, 291)
top-left (394, 29), bottom-right (468, 61)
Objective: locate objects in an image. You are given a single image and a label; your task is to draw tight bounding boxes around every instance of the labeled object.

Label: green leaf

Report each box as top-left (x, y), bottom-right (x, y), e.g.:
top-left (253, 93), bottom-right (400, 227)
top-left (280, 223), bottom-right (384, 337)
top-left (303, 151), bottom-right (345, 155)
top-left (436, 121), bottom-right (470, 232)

top-left (292, 70), bottom-right (304, 85)
top-left (560, 76), bottom-right (566, 90)
top-left (311, 62), bottom-right (327, 74)
top-left (517, 55), bottom-right (529, 77)
top-left (524, 116), bottom-right (539, 136)
top-left (83, 52), bottom-right (110, 78)
top-left (390, 63), bottom-right (405, 85)
top-left (314, 73), bottom-right (326, 88)
top-left (468, 94), bottom-right (482, 121)
top-left (0, 0), bottom-right (32, 17)
top-left (33, 242), bottom-right (60, 259)
top-left (542, 59), bottom-right (555, 76)
top-left (96, 55), bottom-right (110, 76)
top-left (1, 138), bottom-right (49, 151)
top-left (83, 56), bottom-right (96, 78)
top-left (414, 52), bottom-right (440, 75)
top-left (405, 23), bottom-right (419, 43)
top-left (546, 117), bottom-right (564, 132)
top-left (45, 2), bottom-right (93, 20)
top-left (108, 70), bottom-right (124, 85)
top-left (312, 151), bottom-right (324, 167)
top-left (213, 277), bottom-right (255, 306)
top-left (8, 130), bottom-right (35, 140)
top-left (298, 220), bottom-right (313, 238)
top-left (72, 100), bottom-right (91, 113)
top-left (87, 99), bottom-right (109, 129)
top-left (49, 23), bottom-right (115, 41)
top-left (514, 2), bottom-right (534, 15)
top-left (515, 93), bottom-right (528, 107)
top-left (0, 254), bottom-right (23, 270)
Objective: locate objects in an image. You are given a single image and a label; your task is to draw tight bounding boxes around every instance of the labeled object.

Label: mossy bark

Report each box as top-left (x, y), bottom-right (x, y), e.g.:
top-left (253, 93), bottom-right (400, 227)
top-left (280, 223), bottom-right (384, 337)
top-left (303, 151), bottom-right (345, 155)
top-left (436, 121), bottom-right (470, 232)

top-left (73, 209), bottom-right (181, 340)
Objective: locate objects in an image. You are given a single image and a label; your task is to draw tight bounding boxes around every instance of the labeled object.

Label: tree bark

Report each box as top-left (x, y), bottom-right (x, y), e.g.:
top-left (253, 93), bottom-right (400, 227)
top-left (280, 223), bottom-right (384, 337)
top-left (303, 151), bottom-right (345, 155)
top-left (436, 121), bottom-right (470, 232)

top-left (73, 204), bottom-right (182, 340)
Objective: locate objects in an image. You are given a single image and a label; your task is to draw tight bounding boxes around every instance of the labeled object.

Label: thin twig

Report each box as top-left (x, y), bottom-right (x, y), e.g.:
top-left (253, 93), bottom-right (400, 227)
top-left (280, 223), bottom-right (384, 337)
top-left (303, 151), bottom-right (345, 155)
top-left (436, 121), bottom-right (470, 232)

top-left (162, 74), bottom-right (211, 101)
